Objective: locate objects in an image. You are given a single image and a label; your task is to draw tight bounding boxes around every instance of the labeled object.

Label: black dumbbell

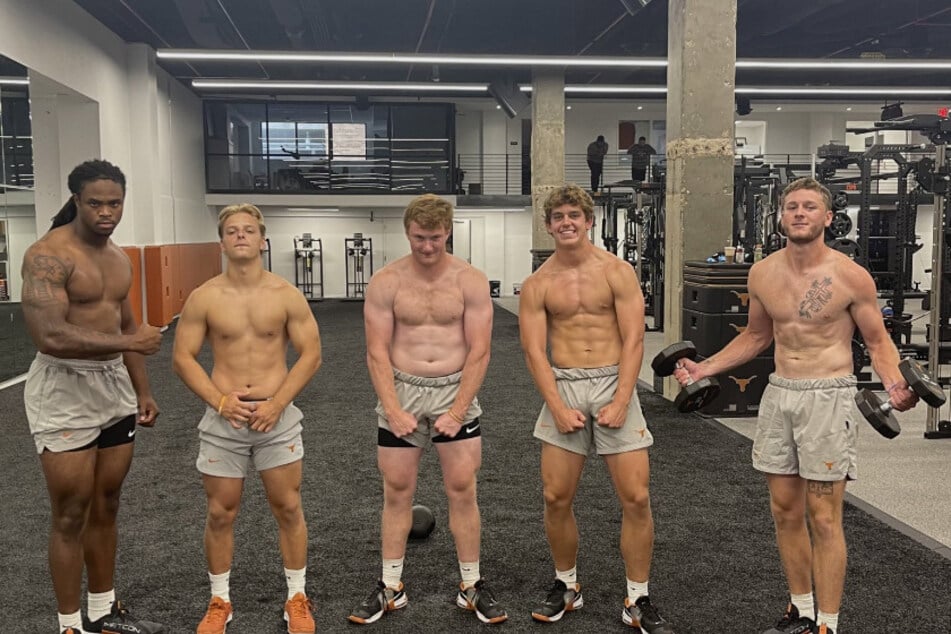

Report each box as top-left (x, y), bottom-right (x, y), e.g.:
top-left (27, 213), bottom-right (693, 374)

top-left (651, 341), bottom-right (721, 413)
top-left (854, 358), bottom-right (947, 439)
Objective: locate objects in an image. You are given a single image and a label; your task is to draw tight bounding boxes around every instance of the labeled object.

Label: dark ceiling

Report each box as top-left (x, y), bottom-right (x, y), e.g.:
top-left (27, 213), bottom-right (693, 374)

top-left (54, 0), bottom-right (951, 97)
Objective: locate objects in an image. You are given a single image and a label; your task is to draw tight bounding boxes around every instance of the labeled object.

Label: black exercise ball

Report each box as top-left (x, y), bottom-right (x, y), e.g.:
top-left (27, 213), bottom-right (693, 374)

top-left (409, 504), bottom-right (436, 540)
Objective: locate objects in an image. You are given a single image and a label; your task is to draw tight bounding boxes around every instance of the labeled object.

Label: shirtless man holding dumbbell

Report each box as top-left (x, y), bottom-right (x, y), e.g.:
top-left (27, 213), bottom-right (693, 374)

top-left (674, 177), bottom-right (920, 634)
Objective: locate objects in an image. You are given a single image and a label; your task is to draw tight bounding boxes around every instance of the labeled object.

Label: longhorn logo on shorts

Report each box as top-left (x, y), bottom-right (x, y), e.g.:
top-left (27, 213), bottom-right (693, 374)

top-left (824, 461), bottom-right (835, 471)
top-left (728, 376), bottom-right (758, 393)
top-left (637, 428), bottom-right (647, 438)
top-left (287, 443), bottom-right (296, 453)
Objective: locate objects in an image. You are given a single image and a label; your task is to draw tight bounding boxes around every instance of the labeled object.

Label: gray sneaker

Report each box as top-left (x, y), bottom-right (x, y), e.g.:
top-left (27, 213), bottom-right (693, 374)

top-left (456, 579), bottom-right (508, 624)
top-left (622, 595), bottom-right (676, 633)
top-left (348, 580), bottom-right (407, 625)
top-left (531, 579), bottom-right (583, 622)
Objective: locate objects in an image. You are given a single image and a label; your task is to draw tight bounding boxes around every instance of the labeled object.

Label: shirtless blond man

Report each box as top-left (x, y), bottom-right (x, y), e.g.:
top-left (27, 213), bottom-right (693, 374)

top-left (348, 194), bottom-right (507, 625)
top-left (519, 184), bottom-right (675, 633)
top-left (21, 160), bottom-right (165, 634)
top-left (675, 177), bottom-right (919, 634)
top-left (173, 204), bottom-right (322, 634)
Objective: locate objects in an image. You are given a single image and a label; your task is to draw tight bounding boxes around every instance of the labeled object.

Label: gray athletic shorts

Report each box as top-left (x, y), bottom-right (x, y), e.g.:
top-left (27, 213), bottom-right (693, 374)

top-left (533, 365), bottom-right (653, 456)
top-left (24, 352), bottom-right (138, 454)
top-left (196, 401), bottom-right (304, 477)
top-left (753, 374), bottom-right (858, 481)
top-left (376, 369), bottom-right (482, 449)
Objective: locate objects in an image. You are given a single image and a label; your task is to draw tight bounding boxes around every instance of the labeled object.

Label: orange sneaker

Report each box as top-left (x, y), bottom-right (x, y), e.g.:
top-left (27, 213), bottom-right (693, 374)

top-left (284, 592), bottom-right (315, 634)
top-left (196, 596), bottom-right (233, 634)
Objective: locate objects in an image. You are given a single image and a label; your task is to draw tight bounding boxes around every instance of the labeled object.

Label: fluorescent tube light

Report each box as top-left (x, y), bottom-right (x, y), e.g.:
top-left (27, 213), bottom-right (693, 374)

top-left (192, 79), bottom-right (488, 91)
top-left (159, 49), bottom-right (951, 72)
top-left (162, 49), bottom-right (666, 68)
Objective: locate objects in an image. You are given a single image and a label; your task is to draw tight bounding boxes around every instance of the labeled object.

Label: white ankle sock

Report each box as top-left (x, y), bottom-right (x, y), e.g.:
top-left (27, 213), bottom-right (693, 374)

top-left (791, 593), bottom-right (814, 621)
top-left (555, 566), bottom-right (577, 586)
top-left (626, 579), bottom-right (649, 603)
top-left (459, 561), bottom-right (480, 589)
top-left (209, 570), bottom-right (231, 603)
top-left (285, 567), bottom-right (307, 600)
top-left (58, 610), bottom-right (82, 632)
top-left (382, 558), bottom-right (404, 589)
top-left (87, 589), bottom-right (115, 623)
top-left (817, 610), bottom-right (839, 632)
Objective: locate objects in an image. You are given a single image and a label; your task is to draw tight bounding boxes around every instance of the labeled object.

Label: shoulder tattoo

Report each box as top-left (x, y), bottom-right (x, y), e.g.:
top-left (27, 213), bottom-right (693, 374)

top-left (798, 277), bottom-right (833, 319)
top-left (23, 254), bottom-right (69, 302)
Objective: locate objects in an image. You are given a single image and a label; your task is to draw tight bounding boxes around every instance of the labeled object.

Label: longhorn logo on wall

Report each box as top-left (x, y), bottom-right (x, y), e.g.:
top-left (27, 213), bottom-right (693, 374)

top-left (729, 376), bottom-right (758, 393)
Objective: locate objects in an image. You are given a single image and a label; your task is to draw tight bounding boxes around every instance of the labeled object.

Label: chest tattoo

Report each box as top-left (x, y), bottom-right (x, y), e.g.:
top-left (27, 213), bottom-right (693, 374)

top-left (798, 277), bottom-right (833, 319)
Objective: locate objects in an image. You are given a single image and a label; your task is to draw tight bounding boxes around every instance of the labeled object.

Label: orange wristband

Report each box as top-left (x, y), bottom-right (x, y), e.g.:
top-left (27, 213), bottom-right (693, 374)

top-left (448, 409), bottom-right (464, 424)
top-left (217, 395), bottom-right (227, 415)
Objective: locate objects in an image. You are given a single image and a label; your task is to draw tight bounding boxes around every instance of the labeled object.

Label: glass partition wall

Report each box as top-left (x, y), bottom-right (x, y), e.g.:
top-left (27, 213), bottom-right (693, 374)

top-left (204, 101), bottom-right (455, 194)
top-left (0, 54), bottom-right (36, 382)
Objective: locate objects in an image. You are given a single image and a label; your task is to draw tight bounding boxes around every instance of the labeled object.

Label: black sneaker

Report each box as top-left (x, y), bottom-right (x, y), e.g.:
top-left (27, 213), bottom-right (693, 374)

top-left (348, 580), bottom-right (408, 624)
top-left (762, 604), bottom-right (816, 634)
top-left (83, 601), bottom-right (166, 634)
top-left (622, 595), bottom-right (675, 633)
top-left (531, 579), bottom-right (584, 622)
top-left (456, 579), bottom-right (508, 624)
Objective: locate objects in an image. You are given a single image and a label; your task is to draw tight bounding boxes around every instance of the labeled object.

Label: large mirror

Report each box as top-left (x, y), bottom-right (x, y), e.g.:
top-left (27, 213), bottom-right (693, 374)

top-left (0, 54), bottom-right (37, 382)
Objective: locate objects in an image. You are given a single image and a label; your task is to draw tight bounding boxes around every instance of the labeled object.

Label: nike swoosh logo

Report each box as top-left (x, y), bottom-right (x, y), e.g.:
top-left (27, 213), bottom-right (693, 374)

top-left (127, 429), bottom-right (136, 438)
top-left (465, 424), bottom-right (480, 434)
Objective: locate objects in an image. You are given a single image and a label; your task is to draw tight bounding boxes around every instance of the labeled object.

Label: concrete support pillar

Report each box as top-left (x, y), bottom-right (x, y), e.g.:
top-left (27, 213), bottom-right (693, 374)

top-left (530, 68), bottom-right (565, 269)
top-left (663, 0), bottom-right (737, 399)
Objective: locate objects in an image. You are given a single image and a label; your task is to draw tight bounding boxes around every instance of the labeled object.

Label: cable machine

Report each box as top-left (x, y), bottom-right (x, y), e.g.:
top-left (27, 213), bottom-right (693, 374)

top-left (293, 233), bottom-right (324, 299)
top-left (345, 233), bottom-right (373, 299)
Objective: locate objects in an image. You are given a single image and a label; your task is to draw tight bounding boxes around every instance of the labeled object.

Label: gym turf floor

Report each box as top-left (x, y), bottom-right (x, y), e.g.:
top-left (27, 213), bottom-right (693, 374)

top-left (1, 301), bottom-right (949, 632)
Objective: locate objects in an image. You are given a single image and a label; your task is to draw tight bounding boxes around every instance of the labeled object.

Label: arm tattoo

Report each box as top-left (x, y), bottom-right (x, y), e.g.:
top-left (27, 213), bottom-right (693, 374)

top-left (23, 255), bottom-right (69, 302)
top-left (808, 481), bottom-right (835, 497)
top-left (798, 277), bottom-right (833, 318)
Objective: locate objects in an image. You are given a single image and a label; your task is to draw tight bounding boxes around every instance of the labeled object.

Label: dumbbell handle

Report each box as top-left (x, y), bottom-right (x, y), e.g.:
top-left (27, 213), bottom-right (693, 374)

top-left (877, 398), bottom-right (896, 415)
top-left (675, 362), bottom-right (695, 386)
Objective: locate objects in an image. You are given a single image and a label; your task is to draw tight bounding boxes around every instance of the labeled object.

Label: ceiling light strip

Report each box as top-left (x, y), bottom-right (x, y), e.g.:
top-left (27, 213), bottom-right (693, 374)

top-left (192, 80), bottom-right (488, 91)
top-left (161, 49), bottom-right (951, 71)
top-left (162, 49), bottom-right (666, 67)
top-left (191, 80), bottom-right (951, 96)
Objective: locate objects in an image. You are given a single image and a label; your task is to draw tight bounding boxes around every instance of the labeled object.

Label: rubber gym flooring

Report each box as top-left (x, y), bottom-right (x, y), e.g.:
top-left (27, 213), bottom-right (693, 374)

top-left (1, 300), bottom-right (949, 632)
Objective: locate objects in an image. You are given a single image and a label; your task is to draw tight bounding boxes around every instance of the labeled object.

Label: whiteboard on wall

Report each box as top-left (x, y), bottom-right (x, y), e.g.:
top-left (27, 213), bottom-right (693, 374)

top-left (333, 123), bottom-right (367, 158)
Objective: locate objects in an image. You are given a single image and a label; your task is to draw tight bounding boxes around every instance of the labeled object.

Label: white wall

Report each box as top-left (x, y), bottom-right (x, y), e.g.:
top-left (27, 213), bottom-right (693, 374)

top-left (207, 195), bottom-right (535, 299)
top-left (0, 203), bottom-right (36, 301)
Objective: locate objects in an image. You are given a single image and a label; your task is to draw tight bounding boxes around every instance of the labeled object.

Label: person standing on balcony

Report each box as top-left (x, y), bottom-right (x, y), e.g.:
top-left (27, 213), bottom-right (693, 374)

top-left (627, 137), bottom-right (656, 183)
top-left (586, 135), bottom-right (609, 192)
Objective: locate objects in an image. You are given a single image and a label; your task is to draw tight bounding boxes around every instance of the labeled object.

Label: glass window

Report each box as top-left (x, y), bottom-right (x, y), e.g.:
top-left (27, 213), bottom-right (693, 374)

top-left (390, 104), bottom-right (452, 193)
top-left (205, 102), bottom-right (268, 156)
top-left (203, 101), bottom-right (455, 193)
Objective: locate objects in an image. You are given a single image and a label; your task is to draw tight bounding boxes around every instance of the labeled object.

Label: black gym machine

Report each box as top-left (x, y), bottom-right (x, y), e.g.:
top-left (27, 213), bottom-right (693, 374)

top-left (823, 115), bottom-right (951, 438)
top-left (601, 179), bottom-right (666, 332)
top-left (293, 234), bottom-right (324, 300)
top-left (345, 233), bottom-right (373, 299)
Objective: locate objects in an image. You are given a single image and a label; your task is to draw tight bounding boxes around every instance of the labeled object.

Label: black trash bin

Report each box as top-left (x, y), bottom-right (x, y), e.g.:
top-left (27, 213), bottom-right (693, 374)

top-left (489, 280), bottom-right (501, 298)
